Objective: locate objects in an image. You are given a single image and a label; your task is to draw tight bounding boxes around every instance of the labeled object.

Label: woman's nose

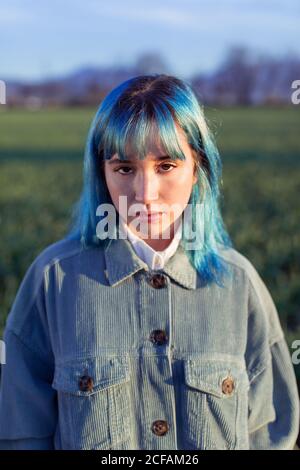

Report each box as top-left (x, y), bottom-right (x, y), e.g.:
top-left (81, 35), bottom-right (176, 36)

top-left (134, 171), bottom-right (159, 203)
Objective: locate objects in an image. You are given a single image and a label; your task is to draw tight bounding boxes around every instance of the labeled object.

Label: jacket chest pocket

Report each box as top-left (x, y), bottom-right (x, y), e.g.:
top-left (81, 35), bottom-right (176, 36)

top-left (52, 356), bottom-right (133, 450)
top-left (182, 359), bottom-right (250, 450)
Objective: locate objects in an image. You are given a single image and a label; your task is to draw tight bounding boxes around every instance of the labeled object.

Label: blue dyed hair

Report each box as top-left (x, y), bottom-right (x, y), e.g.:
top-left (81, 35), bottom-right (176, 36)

top-left (67, 74), bottom-right (233, 285)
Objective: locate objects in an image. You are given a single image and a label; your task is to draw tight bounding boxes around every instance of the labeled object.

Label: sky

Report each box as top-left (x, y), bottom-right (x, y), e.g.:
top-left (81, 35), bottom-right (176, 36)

top-left (1, 0), bottom-right (300, 81)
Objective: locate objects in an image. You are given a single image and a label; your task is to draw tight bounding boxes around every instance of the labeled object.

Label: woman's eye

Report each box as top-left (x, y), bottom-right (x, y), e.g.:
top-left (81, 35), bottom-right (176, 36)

top-left (159, 163), bottom-right (176, 172)
top-left (115, 166), bottom-right (133, 175)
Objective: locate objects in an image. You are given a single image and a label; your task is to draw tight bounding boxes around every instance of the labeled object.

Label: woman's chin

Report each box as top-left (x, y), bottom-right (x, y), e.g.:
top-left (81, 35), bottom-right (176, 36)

top-left (131, 224), bottom-right (174, 241)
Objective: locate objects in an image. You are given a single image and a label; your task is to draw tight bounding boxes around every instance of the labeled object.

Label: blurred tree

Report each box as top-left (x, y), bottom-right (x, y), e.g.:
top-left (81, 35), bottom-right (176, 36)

top-left (134, 52), bottom-right (170, 75)
top-left (218, 46), bottom-right (257, 105)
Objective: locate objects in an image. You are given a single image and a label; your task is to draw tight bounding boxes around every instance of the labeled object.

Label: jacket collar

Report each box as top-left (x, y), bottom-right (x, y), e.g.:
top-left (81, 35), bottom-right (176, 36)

top-left (104, 234), bottom-right (197, 290)
top-left (119, 217), bottom-right (182, 271)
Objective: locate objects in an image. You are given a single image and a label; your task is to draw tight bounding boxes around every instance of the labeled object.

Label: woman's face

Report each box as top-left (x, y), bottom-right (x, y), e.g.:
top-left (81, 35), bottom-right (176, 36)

top-left (103, 123), bottom-right (198, 250)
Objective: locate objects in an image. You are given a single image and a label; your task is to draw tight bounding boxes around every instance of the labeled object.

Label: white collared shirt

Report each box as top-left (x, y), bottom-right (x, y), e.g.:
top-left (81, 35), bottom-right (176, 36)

top-left (119, 218), bottom-right (182, 270)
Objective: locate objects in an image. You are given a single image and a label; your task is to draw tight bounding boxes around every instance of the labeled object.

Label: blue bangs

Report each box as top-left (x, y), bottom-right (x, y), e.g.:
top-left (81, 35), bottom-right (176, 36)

top-left (97, 93), bottom-right (187, 163)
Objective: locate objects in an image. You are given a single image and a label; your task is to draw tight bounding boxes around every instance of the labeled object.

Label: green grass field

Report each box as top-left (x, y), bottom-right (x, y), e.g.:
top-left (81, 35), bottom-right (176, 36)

top-left (0, 106), bottom-right (300, 380)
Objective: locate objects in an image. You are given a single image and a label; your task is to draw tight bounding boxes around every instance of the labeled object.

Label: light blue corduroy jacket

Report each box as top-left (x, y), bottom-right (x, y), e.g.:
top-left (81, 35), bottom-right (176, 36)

top-left (0, 236), bottom-right (299, 450)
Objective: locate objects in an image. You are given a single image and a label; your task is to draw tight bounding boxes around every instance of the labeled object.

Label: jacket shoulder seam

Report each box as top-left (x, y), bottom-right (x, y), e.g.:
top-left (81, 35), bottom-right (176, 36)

top-left (4, 328), bottom-right (54, 368)
top-left (38, 242), bottom-right (96, 273)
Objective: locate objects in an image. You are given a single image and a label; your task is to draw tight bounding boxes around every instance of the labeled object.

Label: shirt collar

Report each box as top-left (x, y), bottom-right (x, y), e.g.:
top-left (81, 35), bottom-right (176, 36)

top-left (104, 224), bottom-right (197, 290)
top-left (119, 218), bottom-right (182, 270)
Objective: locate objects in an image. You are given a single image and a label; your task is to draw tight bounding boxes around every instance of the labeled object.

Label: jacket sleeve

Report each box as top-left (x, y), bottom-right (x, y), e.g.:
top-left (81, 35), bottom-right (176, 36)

top-left (246, 265), bottom-right (300, 450)
top-left (248, 336), bottom-right (300, 449)
top-left (0, 254), bottom-right (58, 450)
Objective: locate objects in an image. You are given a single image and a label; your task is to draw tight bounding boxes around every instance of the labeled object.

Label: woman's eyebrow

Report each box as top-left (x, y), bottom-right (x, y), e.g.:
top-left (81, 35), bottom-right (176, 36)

top-left (107, 155), bottom-right (172, 165)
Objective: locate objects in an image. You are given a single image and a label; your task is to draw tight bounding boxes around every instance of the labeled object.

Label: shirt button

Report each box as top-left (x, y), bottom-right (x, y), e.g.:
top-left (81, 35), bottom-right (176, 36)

top-left (78, 375), bottom-right (94, 392)
top-left (151, 420), bottom-right (169, 436)
top-left (149, 329), bottom-right (168, 346)
top-left (222, 376), bottom-right (235, 395)
top-left (148, 273), bottom-right (167, 288)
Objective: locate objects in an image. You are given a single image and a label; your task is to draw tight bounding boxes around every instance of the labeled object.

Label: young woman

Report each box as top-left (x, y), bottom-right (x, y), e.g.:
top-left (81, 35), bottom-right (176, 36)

top-left (0, 74), bottom-right (299, 450)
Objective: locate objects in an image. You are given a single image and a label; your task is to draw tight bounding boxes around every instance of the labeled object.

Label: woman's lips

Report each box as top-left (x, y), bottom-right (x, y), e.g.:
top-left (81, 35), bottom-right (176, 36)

top-left (138, 212), bottom-right (163, 223)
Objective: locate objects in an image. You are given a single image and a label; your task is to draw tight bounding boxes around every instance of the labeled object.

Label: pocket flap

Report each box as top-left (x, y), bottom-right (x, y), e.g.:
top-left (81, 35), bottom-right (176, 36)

top-left (52, 356), bottom-right (130, 396)
top-left (184, 358), bottom-right (249, 398)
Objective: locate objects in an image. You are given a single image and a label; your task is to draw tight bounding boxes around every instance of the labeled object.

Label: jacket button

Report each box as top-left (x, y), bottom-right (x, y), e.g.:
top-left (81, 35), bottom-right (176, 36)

top-left (148, 273), bottom-right (167, 288)
top-left (151, 420), bottom-right (169, 436)
top-left (149, 329), bottom-right (168, 345)
top-left (78, 375), bottom-right (94, 392)
top-left (222, 376), bottom-right (235, 395)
